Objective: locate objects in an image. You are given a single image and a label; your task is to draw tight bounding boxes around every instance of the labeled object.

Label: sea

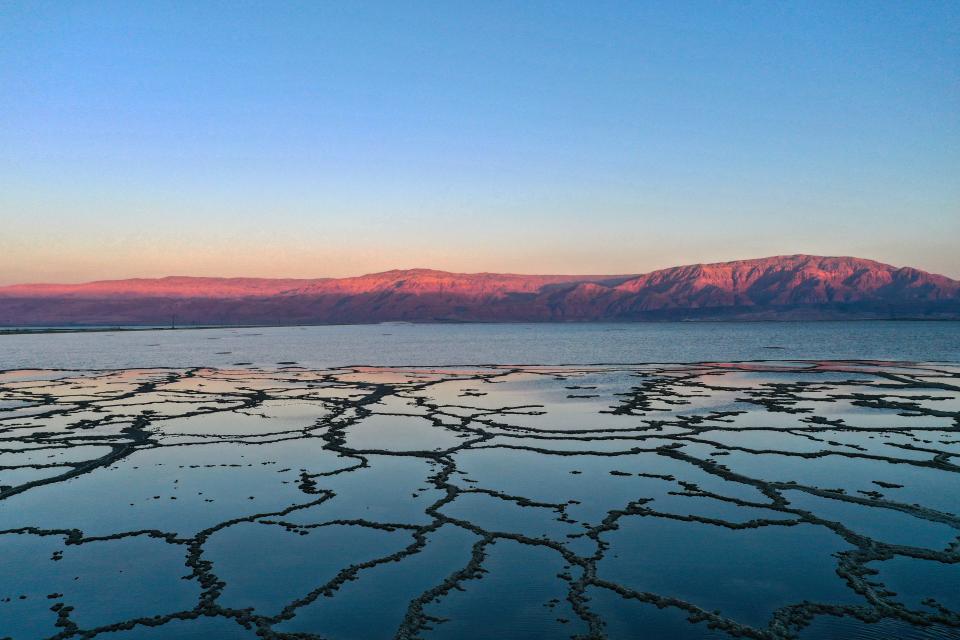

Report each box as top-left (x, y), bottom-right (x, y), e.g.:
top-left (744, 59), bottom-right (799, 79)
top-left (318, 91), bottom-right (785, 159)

top-left (1, 321), bottom-right (958, 640)
top-left (1, 320), bottom-right (958, 369)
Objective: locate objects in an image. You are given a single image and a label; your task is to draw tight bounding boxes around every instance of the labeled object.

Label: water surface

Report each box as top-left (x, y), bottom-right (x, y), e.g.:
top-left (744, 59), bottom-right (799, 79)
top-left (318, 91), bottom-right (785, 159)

top-left (2, 321), bottom-right (958, 369)
top-left (1, 359), bottom-right (958, 639)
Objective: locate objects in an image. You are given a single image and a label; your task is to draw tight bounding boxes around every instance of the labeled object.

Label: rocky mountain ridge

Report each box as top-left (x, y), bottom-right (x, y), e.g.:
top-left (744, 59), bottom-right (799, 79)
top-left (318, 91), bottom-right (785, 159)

top-left (2, 255), bottom-right (958, 325)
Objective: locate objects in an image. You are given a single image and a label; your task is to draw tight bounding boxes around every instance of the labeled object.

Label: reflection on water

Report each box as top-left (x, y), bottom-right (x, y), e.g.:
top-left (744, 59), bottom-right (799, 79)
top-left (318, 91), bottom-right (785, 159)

top-left (0, 360), bottom-right (958, 639)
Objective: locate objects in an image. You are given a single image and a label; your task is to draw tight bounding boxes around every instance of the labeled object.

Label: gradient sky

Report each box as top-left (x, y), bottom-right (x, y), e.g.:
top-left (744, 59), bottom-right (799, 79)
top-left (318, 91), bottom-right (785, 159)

top-left (1, 1), bottom-right (958, 284)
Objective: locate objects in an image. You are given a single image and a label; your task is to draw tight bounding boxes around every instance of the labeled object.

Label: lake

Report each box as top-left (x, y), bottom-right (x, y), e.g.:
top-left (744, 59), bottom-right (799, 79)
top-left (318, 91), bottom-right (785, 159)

top-left (0, 323), bottom-right (958, 639)
top-left (1, 320), bottom-right (959, 369)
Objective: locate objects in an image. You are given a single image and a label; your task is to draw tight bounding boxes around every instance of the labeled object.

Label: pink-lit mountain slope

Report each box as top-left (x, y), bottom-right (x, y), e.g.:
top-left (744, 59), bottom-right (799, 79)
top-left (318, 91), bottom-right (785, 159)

top-left (1, 256), bottom-right (957, 326)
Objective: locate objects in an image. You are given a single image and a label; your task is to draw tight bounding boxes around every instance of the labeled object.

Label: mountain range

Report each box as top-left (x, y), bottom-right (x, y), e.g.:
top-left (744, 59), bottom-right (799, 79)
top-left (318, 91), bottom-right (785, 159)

top-left (1, 255), bottom-right (958, 326)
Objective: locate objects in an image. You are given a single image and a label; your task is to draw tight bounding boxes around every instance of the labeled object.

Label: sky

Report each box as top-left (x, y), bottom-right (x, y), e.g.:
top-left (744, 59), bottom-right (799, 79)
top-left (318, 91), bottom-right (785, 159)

top-left (1, 1), bottom-right (958, 284)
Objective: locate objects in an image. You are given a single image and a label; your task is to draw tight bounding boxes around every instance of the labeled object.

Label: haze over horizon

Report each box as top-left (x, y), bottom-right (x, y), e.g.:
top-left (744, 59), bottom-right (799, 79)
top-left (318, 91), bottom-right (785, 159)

top-left (3, 253), bottom-right (960, 287)
top-left (2, 2), bottom-right (958, 284)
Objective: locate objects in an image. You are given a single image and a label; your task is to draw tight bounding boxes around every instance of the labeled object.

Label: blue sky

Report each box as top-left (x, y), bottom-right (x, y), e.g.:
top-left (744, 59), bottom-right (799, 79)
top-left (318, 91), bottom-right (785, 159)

top-left (1, 1), bottom-right (958, 283)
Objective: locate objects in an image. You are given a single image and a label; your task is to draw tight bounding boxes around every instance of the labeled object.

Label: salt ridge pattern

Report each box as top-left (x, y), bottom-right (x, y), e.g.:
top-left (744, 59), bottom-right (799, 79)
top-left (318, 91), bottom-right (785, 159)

top-left (1, 361), bottom-right (959, 639)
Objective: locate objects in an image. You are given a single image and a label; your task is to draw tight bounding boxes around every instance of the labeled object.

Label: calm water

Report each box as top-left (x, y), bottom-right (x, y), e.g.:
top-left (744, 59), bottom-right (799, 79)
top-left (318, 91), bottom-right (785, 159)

top-left (1, 326), bottom-right (959, 639)
top-left (1, 321), bottom-right (958, 369)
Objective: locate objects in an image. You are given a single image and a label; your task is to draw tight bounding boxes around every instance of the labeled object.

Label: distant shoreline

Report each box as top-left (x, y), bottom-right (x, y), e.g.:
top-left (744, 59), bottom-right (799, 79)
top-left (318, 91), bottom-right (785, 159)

top-left (0, 323), bottom-right (321, 336)
top-left (2, 317), bottom-right (960, 337)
